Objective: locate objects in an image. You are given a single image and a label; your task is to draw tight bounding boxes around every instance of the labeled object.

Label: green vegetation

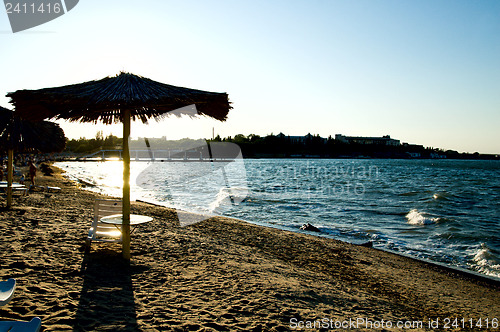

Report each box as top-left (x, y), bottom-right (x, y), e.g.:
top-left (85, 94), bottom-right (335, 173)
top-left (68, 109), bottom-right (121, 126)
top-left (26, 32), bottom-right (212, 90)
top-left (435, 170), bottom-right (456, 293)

top-left (65, 131), bottom-right (122, 154)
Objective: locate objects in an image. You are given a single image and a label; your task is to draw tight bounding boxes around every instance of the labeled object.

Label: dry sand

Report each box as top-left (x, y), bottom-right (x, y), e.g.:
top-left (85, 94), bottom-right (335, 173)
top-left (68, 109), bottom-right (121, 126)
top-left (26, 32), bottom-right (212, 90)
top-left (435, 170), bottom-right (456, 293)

top-left (0, 165), bottom-right (498, 331)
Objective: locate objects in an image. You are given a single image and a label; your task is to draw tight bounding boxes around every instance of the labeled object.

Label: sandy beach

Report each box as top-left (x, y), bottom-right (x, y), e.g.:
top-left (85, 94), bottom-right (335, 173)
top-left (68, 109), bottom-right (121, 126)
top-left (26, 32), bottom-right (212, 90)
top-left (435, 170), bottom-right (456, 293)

top-left (0, 165), bottom-right (498, 331)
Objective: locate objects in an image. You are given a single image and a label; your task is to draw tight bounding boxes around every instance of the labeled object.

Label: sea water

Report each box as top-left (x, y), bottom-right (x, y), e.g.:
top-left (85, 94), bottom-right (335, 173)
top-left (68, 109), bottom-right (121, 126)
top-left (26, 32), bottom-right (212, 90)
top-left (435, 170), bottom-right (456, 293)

top-left (56, 159), bottom-right (500, 278)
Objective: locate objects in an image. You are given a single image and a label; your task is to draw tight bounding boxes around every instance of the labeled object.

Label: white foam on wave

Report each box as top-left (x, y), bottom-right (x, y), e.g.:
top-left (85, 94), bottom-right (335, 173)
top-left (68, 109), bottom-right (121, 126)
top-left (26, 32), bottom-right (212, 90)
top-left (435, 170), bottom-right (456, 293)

top-left (406, 209), bottom-right (437, 225)
top-left (209, 186), bottom-right (249, 212)
top-left (472, 243), bottom-right (500, 278)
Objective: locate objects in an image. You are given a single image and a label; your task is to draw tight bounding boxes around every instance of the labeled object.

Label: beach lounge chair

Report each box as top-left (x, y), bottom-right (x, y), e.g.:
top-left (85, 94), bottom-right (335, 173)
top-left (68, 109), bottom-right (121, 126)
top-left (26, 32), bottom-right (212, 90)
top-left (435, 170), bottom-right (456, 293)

top-left (46, 186), bottom-right (61, 193)
top-left (85, 199), bottom-right (123, 252)
top-left (0, 279), bottom-right (15, 306)
top-left (0, 279), bottom-right (42, 332)
top-left (0, 182), bottom-right (27, 196)
top-left (0, 317), bottom-right (42, 332)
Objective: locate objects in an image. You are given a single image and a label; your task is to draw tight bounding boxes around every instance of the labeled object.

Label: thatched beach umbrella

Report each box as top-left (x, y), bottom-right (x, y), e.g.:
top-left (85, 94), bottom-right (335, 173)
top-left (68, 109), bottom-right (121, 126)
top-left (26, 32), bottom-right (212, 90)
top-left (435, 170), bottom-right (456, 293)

top-left (0, 106), bottom-right (66, 208)
top-left (7, 72), bottom-right (232, 259)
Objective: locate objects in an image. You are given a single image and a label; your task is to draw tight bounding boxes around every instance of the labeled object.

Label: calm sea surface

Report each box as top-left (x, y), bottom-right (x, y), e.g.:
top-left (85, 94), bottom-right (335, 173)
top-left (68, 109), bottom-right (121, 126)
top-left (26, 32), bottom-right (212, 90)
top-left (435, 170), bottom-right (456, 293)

top-left (56, 159), bottom-right (500, 278)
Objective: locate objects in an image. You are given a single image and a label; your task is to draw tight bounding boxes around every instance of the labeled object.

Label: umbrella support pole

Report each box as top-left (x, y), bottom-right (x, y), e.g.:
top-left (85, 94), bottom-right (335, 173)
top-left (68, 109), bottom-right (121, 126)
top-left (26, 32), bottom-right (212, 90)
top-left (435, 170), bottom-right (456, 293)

top-left (6, 149), bottom-right (13, 209)
top-left (122, 110), bottom-right (131, 259)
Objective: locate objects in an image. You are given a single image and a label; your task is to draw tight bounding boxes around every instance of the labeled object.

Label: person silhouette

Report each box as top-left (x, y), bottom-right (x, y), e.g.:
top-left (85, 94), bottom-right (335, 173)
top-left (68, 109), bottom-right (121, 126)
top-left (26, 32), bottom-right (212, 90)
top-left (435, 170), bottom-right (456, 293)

top-left (29, 161), bottom-right (37, 187)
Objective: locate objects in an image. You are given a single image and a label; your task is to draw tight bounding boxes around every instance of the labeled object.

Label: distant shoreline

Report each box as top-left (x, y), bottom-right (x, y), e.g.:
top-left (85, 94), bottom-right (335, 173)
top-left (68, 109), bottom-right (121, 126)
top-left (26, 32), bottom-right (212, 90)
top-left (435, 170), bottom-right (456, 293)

top-left (51, 154), bottom-right (500, 162)
top-left (60, 134), bottom-right (500, 162)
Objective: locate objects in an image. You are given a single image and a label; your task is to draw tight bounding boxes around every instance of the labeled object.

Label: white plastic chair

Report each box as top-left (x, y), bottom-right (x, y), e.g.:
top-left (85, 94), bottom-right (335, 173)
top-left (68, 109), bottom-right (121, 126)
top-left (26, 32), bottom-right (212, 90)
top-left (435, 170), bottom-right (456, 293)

top-left (0, 279), bottom-right (15, 306)
top-left (0, 279), bottom-right (42, 332)
top-left (85, 199), bottom-right (123, 252)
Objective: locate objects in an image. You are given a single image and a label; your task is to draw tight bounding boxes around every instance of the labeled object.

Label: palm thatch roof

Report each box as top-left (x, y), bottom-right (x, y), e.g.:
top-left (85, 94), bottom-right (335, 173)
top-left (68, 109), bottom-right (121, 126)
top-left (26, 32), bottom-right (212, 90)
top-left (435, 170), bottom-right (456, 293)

top-left (0, 106), bottom-right (66, 153)
top-left (7, 72), bottom-right (232, 124)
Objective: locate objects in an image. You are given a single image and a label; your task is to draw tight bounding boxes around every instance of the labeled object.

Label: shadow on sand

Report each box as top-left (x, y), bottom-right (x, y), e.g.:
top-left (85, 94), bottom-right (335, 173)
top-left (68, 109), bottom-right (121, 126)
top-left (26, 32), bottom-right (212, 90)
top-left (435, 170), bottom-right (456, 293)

top-left (74, 249), bottom-right (142, 331)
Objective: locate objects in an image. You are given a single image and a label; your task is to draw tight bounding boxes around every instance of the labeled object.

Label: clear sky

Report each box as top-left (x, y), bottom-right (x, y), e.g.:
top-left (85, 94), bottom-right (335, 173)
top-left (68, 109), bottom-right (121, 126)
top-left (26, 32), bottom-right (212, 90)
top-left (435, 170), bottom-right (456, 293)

top-left (1, 0), bottom-right (499, 154)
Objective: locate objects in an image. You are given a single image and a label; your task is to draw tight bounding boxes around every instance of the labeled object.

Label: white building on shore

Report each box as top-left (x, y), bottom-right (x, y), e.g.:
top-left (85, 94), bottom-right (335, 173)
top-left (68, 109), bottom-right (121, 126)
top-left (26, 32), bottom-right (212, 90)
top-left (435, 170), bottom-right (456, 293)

top-left (335, 134), bottom-right (400, 146)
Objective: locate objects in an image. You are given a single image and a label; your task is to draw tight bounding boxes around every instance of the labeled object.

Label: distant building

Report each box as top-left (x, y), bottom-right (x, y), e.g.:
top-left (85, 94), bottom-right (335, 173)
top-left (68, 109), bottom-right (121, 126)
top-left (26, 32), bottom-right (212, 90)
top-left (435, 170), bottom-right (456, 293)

top-left (289, 136), bottom-right (306, 143)
top-left (430, 153), bottom-right (447, 159)
top-left (288, 134), bottom-right (326, 144)
top-left (402, 142), bottom-right (424, 149)
top-left (335, 134), bottom-right (400, 146)
top-left (406, 152), bottom-right (421, 158)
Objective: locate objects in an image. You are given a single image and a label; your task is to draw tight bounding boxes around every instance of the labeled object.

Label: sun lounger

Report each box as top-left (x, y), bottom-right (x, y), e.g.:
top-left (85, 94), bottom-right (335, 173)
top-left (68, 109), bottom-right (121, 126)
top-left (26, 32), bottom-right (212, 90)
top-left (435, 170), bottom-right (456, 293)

top-left (0, 279), bottom-right (42, 332)
top-left (34, 186), bottom-right (61, 192)
top-left (0, 317), bottom-right (42, 332)
top-left (0, 183), bottom-right (27, 193)
top-left (85, 199), bottom-right (123, 252)
top-left (0, 279), bottom-right (16, 306)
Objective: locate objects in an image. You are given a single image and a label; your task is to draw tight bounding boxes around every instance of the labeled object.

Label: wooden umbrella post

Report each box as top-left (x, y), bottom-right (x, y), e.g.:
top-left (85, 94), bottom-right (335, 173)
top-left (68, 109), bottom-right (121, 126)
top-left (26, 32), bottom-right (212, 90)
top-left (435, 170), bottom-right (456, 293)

top-left (6, 149), bottom-right (13, 209)
top-left (122, 109), bottom-right (131, 260)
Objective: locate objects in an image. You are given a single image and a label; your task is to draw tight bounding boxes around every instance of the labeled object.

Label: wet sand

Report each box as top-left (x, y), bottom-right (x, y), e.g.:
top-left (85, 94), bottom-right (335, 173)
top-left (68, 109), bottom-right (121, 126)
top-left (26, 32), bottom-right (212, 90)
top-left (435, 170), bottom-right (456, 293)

top-left (0, 166), bottom-right (498, 331)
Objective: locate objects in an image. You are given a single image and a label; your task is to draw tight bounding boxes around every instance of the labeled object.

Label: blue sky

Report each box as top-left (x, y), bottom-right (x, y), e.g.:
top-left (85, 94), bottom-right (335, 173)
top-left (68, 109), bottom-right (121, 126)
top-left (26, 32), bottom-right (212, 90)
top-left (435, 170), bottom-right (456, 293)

top-left (1, 0), bottom-right (499, 153)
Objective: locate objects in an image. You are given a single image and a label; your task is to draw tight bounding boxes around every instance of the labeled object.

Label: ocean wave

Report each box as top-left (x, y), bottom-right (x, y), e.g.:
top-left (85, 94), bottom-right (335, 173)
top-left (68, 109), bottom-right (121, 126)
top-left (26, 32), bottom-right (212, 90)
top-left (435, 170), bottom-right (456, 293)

top-left (432, 192), bottom-right (450, 201)
top-left (399, 191), bottom-right (421, 197)
top-left (209, 186), bottom-right (249, 212)
top-left (471, 243), bottom-right (500, 278)
top-left (405, 209), bottom-right (437, 225)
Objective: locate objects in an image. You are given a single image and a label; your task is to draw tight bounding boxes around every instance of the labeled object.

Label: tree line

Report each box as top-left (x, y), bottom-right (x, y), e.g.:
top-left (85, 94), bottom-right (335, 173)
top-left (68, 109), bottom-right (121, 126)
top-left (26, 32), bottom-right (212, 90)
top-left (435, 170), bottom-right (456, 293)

top-left (65, 131), bottom-right (122, 154)
top-left (64, 132), bottom-right (498, 160)
top-left (212, 133), bottom-right (498, 159)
